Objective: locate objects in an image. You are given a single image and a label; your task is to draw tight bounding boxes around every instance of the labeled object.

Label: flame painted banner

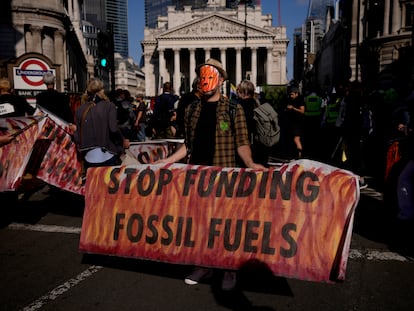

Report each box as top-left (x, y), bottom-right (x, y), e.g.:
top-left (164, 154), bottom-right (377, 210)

top-left (35, 115), bottom-right (85, 195)
top-left (127, 140), bottom-right (182, 165)
top-left (79, 161), bottom-right (359, 283)
top-left (0, 116), bottom-right (46, 191)
top-left (1, 111), bottom-right (178, 195)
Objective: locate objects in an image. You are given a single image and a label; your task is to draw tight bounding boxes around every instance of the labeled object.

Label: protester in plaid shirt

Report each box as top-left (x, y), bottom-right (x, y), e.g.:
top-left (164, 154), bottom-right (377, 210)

top-left (157, 58), bottom-right (264, 290)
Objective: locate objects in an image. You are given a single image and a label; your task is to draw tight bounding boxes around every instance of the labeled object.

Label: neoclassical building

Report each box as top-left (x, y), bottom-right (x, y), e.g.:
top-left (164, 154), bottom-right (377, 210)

top-left (141, 0), bottom-right (289, 97)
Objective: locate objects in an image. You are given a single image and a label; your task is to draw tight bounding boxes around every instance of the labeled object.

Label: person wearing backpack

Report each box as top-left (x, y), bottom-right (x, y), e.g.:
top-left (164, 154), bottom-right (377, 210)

top-left (237, 80), bottom-right (278, 166)
top-left (148, 82), bottom-right (179, 139)
top-left (74, 79), bottom-right (129, 172)
top-left (113, 89), bottom-right (136, 140)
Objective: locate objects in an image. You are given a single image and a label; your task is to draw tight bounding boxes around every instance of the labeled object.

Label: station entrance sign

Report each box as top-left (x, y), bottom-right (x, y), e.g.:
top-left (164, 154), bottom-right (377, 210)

top-left (13, 57), bottom-right (56, 104)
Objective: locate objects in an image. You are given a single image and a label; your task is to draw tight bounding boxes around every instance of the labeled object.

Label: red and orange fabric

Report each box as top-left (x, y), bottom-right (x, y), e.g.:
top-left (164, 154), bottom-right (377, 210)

top-left (80, 160), bottom-right (359, 283)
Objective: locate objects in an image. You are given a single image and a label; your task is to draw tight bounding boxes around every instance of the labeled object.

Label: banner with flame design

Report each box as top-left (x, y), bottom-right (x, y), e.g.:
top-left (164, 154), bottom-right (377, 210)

top-left (80, 160), bottom-right (359, 283)
top-left (35, 115), bottom-right (85, 195)
top-left (1, 111), bottom-right (178, 195)
top-left (0, 116), bottom-right (45, 191)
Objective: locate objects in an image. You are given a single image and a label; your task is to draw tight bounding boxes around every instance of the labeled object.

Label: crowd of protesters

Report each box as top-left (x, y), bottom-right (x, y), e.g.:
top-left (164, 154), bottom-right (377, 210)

top-left (1, 58), bottom-right (414, 275)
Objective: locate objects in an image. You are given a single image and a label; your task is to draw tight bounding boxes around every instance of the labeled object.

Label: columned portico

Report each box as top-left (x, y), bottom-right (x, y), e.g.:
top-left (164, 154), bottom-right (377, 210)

top-left (142, 4), bottom-right (289, 97)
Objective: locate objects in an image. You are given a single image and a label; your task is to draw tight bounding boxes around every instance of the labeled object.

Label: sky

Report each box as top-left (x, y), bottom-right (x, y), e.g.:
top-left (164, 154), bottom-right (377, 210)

top-left (128, 0), bottom-right (309, 80)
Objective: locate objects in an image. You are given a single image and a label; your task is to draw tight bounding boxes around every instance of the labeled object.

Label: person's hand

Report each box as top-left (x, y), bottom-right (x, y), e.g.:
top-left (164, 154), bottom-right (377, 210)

top-left (68, 123), bottom-right (76, 134)
top-left (248, 163), bottom-right (266, 170)
top-left (397, 123), bottom-right (408, 135)
top-left (153, 158), bottom-right (172, 164)
top-left (287, 104), bottom-right (293, 110)
top-left (0, 134), bottom-right (15, 147)
top-left (123, 139), bottom-right (130, 149)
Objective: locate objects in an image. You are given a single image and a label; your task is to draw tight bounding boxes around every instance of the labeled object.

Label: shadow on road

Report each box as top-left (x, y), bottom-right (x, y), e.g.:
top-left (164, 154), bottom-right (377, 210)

top-left (81, 253), bottom-right (292, 310)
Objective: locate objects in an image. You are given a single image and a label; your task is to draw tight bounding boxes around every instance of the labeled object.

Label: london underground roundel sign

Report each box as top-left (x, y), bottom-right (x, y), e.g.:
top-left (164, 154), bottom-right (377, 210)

top-left (13, 58), bottom-right (54, 90)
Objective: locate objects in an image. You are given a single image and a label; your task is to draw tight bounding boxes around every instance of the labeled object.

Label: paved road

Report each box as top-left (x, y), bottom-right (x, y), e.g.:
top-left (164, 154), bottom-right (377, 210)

top-left (1, 183), bottom-right (414, 311)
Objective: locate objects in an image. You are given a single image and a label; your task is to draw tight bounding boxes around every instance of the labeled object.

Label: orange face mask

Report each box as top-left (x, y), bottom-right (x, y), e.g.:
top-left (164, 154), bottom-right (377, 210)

top-left (199, 65), bottom-right (220, 93)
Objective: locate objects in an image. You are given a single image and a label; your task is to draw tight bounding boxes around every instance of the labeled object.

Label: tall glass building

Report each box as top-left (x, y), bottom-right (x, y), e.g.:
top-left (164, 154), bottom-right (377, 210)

top-left (144, 0), bottom-right (206, 28)
top-left (144, 0), bottom-right (260, 28)
top-left (307, 0), bottom-right (335, 32)
top-left (83, 0), bottom-right (129, 58)
top-left (107, 0), bottom-right (128, 58)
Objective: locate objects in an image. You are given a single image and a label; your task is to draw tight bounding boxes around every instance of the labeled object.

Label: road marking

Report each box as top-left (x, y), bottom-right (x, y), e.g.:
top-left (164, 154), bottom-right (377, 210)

top-left (20, 265), bottom-right (103, 311)
top-left (6, 222), bottom-right (411, 310)
top-left (360, 187), bottom-right (383, 201)
top-left (349, 249), bottom-right (411, 262)
top-left (8, 223), bottom-right (81, 234)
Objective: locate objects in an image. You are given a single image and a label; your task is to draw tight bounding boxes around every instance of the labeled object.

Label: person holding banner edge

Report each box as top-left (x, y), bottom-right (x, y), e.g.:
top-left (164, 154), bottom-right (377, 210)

top-left (74, 78), bottom-right (130, 172)
top-left (157, 58), bottom-right (265, 290)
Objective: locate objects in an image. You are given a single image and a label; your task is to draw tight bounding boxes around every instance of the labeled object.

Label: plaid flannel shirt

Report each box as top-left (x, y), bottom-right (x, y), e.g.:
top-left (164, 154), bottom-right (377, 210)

top-left (185, 95), bottom-right (250, 167)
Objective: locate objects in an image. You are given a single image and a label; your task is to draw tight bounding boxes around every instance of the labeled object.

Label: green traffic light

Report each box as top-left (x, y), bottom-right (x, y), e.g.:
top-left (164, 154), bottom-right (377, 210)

top-left (100, 58), bottom-right (107, 67)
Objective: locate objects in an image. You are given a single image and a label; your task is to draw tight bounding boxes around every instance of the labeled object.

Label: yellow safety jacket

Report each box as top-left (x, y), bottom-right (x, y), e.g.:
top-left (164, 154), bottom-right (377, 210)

top-left (325, 98), bottom-right (340, 125)
top-left (304, 95), bottom-right (322, 117)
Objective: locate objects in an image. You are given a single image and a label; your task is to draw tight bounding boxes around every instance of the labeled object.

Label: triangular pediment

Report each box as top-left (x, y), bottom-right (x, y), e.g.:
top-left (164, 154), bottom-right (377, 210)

top-left (158, 13), bottom-right (275, 39)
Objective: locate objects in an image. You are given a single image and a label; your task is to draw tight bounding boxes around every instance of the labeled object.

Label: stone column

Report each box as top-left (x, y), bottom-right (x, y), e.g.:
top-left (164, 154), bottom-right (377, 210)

top-left (159, 48), bottom-right (166, 91)
top-left (205, 48), bottom-right (210, 61)
top-left (236, 47), bottom-right (242, 85)
top-left (401, 3), bottom-right (407, 28)
top-left (383, 0), bottom-right (390, 35)
top-left (68, 0), bottom-right (73, 16)
top-left (173, 48), bottom-right (181, 95)
top-left (189, 48), bottom-right (196, 87)
top-left (30, 25), bottom-right (42, 54)
top-left (220, 48), bottom-right (227, 96)
top-left (266, 48), bottom-right (272, 85)
top-left (391, 0), bottom-right (401, 34)
top-left (251, 47), bottom-right (257, 86)
top-left (144, 50), bottom-right (156, 96)
top-left (54, 29), bottom-right (66, 91)
top-left (15, 24), bottom-right (25, 55)
top-left (280, 50), bottom-right (287, 85)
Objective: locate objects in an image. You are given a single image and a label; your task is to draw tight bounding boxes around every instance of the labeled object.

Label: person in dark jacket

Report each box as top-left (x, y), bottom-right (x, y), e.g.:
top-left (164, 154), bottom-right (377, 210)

top-left (284, 86), bottom-right (305, 158)
top-left (36, 72), bottom-right (74, 123)
top-left (175, 77), bottom-right (201, 138)
top-left (236, 79), bottom-right (270, 166)
top-left (149, 82), bottom-right (179, 139)
top-left (74, 78), bottom-right (129, 170)
top-left (0, 78), bottom-right (35, 117)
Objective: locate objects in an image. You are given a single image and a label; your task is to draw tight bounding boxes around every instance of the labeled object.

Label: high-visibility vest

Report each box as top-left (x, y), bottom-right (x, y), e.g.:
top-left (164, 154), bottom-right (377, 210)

top-left (304, 95), bottom-right (322, 117)
top-left (325, 98), bottom-right (340, 125)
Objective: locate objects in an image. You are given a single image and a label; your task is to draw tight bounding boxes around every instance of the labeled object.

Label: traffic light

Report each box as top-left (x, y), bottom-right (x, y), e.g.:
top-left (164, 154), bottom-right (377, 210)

top-left (100, 57), bottom-right (108, 68)
top-left (97, 31), bottom-right (111, 69)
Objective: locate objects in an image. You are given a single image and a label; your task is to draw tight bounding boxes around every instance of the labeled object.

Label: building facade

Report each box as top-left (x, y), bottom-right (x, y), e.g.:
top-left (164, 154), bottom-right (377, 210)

top-left (350, 0), bottom-right (413, 87)
top-left (144, 0), bottom-right (251, 28)
top-left (142, 0), bottom-right (288, 97)
top-left (0, 0), bottom-right (90, 94)
top-left (294, 0), bottom-right (413, 93)
top-left (106, 0), bottom-right (128, 58)
top-left (114, 53), bottom-right (145, 97)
